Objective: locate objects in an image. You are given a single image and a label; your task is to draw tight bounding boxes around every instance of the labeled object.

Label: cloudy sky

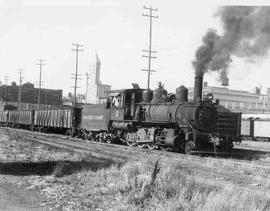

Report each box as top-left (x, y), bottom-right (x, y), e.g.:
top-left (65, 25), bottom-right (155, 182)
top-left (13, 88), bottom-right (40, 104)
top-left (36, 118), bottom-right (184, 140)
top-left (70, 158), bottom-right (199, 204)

top-left (0, 0), bottom-right (270, 95)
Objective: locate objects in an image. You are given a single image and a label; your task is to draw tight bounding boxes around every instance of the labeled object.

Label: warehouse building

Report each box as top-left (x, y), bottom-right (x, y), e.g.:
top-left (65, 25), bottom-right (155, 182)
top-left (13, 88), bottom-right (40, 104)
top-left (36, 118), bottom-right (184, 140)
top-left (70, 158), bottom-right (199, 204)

top-left (0, 82), bottom-right (63, 110)
top-left (188, 82), bottom-right (270, 114)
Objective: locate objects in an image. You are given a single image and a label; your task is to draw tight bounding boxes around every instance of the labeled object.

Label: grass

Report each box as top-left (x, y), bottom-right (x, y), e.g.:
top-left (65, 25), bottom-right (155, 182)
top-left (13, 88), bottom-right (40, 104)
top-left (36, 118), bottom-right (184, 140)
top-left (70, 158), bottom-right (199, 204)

top-left (2, 130), bottom-right (270, 210)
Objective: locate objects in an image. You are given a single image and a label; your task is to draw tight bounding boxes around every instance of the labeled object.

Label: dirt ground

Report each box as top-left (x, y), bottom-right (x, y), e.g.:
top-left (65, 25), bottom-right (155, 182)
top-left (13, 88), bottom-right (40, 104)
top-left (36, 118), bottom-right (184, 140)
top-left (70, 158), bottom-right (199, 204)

top-left (0, 130), bottom-right (115, 211)
top-left (2, 129), bottom-right (270, 210)
top-left (0, 131), bottom-right (57, 211)
top-left (0, 174), bottom-right (46, 210)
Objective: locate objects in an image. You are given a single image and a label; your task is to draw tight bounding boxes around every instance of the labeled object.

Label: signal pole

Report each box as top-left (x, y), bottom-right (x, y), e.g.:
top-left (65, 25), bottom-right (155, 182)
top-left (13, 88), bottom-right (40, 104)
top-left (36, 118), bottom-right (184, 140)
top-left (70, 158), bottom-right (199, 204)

top-left (36, 58), bottom-right (45, 108)
top-left (4, 76), bottom-right (9, 104)
top-left (142, 6), bottom-right (158, 89)
top-left (85, 72), bottom-right (89, 105)
top-left (18, 69), bottom-right (23, 109)
top-left (71, 43), bottom-right (83, 108)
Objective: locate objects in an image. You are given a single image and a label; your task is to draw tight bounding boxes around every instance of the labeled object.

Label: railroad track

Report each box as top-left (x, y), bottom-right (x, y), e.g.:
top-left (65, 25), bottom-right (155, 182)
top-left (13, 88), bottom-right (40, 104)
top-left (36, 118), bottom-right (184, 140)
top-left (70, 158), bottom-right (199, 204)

top-left (1, 126), bottom-right (270, 171)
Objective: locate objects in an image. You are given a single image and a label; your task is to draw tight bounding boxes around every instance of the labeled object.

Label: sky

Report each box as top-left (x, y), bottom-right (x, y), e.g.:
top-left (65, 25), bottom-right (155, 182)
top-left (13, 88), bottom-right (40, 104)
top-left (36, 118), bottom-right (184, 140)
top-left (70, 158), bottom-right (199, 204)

top-left (0, 0), bottom-right (270, 96)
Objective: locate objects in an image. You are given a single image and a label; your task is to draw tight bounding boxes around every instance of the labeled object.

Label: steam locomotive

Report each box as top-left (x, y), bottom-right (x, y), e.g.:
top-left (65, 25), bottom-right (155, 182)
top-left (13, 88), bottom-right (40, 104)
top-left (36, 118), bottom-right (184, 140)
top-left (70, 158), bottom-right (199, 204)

top-left (0, 76), bottom-right (242, 154)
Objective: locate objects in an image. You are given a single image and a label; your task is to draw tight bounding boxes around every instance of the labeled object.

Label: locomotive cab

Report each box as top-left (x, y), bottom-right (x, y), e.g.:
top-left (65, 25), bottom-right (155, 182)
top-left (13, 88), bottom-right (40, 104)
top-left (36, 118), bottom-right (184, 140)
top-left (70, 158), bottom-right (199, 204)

top-left (107, 89), bottom-right (144, 121)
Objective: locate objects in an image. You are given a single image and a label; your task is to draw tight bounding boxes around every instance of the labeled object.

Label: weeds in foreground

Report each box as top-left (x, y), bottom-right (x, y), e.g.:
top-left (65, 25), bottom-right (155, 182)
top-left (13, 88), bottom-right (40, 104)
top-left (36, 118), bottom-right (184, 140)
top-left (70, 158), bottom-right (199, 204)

top-left (3, 131), bottom-right (270, 211)
top-left (139, 160), bottom-right (160, 201)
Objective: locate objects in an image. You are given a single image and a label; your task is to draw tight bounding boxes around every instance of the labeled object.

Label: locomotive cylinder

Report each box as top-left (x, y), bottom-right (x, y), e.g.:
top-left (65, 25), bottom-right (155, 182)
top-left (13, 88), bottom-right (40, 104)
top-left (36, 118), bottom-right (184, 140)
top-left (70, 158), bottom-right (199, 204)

top-left (164, 129), bottom-right (182, 148)
top-left (194, 76), bottom-right (203, 101)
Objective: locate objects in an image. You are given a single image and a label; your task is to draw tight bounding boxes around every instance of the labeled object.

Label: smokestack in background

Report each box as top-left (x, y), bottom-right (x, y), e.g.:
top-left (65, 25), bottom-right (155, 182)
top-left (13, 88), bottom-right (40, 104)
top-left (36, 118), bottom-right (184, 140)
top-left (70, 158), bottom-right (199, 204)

top-left (194, 76), bottom-right (203, 101)
top-left (221, 78), bottom-right (229, 86)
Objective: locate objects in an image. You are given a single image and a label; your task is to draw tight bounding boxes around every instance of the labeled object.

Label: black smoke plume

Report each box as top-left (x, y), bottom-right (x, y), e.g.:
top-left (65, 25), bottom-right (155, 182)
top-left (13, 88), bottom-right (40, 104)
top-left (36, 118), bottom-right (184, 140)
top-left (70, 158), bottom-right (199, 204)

top-left (193, 6), bottom-right (270, 84)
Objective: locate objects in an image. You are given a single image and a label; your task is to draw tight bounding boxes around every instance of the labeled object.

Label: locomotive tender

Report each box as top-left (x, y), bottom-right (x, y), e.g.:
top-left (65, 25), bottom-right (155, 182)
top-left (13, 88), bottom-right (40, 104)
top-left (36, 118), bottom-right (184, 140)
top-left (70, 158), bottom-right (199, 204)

top-left (0, 75), bottom-right (242, 154)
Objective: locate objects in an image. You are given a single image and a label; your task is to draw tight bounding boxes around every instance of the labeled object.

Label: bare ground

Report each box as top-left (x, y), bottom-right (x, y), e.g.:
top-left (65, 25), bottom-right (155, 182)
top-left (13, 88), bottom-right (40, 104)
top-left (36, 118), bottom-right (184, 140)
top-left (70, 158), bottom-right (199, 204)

top-left (0, 175), bottom-right (46, 211)
top-left (1, 130), bottom-right (270, 210)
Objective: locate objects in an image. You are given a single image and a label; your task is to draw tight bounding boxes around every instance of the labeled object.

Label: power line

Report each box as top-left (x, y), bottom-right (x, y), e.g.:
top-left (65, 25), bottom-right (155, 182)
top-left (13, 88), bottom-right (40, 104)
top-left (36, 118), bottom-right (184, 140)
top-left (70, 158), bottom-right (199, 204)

top-left (71, 43), bottom-right (83, 108)
top-left (36, 58), bottom-right (45, 108)
top-left (142, 5), bottom-right (158, 89)
top-left (17, 69), bottom-right (23, 109)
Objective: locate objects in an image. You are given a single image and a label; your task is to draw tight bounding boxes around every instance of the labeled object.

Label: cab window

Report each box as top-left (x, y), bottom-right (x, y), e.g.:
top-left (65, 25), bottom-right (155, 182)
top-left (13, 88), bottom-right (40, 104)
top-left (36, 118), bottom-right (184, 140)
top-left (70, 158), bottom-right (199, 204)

top-left (111, 93), bottom-right (123, 108)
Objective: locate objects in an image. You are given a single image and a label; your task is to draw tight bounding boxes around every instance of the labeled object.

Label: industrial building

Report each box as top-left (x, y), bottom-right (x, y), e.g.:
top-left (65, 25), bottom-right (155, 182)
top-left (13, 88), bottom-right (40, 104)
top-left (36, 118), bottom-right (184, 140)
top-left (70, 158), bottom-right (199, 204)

top-left (86, 54), bottom-right (111, 104)
top-left (188, 82), bottom-right (270, 113)
top-left (0, 82), bottom-right (63, 110)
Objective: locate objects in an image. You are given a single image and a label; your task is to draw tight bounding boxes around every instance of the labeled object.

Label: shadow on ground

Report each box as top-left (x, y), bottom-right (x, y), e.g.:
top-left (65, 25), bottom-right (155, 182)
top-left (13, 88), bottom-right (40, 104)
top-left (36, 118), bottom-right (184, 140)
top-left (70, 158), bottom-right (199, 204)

top-left (0, 159), bottom-right (117, 177)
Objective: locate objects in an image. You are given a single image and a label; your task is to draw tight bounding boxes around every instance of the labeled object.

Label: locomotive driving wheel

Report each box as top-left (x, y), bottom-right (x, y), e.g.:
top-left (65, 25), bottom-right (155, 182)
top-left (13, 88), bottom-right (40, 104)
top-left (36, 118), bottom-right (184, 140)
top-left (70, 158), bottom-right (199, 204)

top-left (136, 129), bottom-right (147, 148)
top-left (147, 143), bottom-right (156, 150)
top-left (104, 133), bottom-right (112, 144)
top-left (126, 132), bottom-right (136, 146)
top-left (184, 141), bottom-right (195, 154)
top-left (146, 128), bottom-right (156, 150)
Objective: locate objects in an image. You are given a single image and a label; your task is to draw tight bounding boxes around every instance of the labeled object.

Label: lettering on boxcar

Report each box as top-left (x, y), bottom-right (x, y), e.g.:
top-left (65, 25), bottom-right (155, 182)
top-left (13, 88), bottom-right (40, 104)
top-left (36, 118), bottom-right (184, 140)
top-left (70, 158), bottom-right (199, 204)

top-left (83, 115), bottom-right (104, 120)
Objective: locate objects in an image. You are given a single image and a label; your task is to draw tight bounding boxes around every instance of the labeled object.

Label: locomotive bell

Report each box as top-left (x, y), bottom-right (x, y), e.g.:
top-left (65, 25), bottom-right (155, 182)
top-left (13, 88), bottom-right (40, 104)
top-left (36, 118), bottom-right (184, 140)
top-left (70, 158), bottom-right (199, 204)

top-left (176, 85), bottom-right (188, 103)
top-left (151, 87), bottom-right (163, 103)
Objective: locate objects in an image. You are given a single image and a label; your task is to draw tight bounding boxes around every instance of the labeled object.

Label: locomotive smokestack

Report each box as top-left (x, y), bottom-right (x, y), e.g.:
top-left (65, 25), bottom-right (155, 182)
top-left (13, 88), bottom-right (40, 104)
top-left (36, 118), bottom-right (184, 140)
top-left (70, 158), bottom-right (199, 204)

top-left (194, 75), bottom-right (203, 101)
top-left (221, 77), bottom-right (229, 86)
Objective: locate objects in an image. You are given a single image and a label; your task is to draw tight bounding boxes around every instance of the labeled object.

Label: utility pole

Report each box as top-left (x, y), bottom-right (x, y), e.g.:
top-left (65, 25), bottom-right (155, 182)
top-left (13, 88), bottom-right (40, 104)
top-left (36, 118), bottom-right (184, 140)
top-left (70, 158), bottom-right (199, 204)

top-left (36, 58), bottom-right (45, 108)
top-left (17, 69), bottom-right (23, 109)
top-left (71, 43), bottom-right (83, 108)
top-left (142, 5), bottom-right (158, 89)
top-left (85, 72), bottom-right (89, 105)
top-left (4, 76), bottom-right (9, 104)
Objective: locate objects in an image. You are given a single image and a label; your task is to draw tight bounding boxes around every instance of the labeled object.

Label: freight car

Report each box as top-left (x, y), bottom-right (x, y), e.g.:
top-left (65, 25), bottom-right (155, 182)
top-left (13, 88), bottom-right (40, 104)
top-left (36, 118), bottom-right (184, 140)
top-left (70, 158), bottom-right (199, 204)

top-left (241, 116), bottom-right (270, 142)
top-left (0, 108), bottom-right (80, 134)
top-left (0, 76), bottom-right (242, 154)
